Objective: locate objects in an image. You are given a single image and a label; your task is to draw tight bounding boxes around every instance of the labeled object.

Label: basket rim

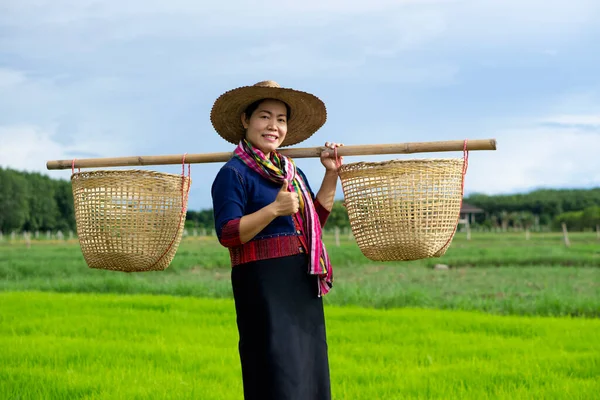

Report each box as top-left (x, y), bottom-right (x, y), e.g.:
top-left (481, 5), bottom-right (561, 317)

top-left (71, 169), bottom-right (190, 180)
top-left (339, 158), bottom-right (465, 169)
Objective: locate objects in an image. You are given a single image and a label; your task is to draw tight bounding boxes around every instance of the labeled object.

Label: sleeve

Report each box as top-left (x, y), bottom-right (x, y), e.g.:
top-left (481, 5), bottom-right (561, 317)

top-left (314, 199), bottom-right (331, 228)
top-left (211, 166), bottom-right (246, 247)
top-left (297, 167), bottom-right (331, 228)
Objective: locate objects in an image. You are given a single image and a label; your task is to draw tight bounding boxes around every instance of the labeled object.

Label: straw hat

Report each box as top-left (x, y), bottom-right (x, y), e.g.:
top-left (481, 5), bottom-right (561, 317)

top-left (210, 80), bottom-right (327, 147)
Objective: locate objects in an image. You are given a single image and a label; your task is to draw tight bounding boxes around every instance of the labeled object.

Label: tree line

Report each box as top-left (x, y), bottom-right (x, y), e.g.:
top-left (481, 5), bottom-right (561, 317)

top-left (465, 189), bottom-right (600, 231)
top-left (0, 167), bottom-right (75, 233)
top-left (1, 167), bottom-right (599, 234)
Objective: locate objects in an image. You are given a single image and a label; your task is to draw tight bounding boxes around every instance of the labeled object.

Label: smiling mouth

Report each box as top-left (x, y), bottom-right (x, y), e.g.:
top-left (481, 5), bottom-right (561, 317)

top-left (262, 134), bottom-right (279, 141)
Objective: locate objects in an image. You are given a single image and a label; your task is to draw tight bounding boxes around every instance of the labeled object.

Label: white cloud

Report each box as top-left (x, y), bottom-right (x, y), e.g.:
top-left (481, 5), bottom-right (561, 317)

top-left (0, 68), bottom-right (27, 87)
top-left (445, 0), bottom-right (600, 44)
top-left (465, 126), bottom-right (600, 195)
top-left (542, 49), bottom-right (559, 57)
top-left (540, 114), bottom-right (600, 127)
top-left (1, 0), bottom-right (599, 211)
top-left (0, 125), bottom-right (73, 179)
top-left (0, 0), bottom-right (455, 23)
top-left (0, 124), bottom-right (138, 180)
top-left (0, 66), bottom-right (143, 152)
top-left (2, 0), bottom-right (597, 64)
top-left (3, 0), bottom-right (595, 41)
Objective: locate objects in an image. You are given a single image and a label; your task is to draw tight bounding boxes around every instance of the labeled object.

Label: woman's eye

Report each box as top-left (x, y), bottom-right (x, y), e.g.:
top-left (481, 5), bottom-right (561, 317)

top-left (278, 119), bottom-right (286, 123)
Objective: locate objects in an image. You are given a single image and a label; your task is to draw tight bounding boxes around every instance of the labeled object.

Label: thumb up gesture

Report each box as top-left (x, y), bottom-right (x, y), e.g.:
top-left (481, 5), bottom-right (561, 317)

top-left (273, 179), bottom-right (299, 216)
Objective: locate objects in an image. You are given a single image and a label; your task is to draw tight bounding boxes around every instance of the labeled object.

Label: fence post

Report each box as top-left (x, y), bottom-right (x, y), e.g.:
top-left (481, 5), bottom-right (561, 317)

top-left (525, 228), bottom-right (530, 241)
top-left (561, 223), bottom-right (570, 248)
top-left (334, 227), bottom-right (340, 247)
top-left (459, 218), bottom-right (471, 240)
top-left (466, 220), bottom-right (471, 241)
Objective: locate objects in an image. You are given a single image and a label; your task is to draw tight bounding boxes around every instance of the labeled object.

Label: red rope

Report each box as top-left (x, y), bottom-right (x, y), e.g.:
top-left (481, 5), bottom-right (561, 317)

top-left (333, 146), bottom-right (348, 210)
top-left (437, 139), bottom-right (469, 255)
top-left (71, 159), bottom-right (80, 174)
top-left (148, 153), bottom-right (191, 271)
top-left (181, 153), bottom-right (191, 212)
top-left (334, 146), bottom-right (341, 170)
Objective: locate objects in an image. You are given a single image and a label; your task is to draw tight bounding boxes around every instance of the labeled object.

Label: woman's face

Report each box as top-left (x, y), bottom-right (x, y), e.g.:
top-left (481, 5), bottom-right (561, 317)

top-left (242, 99), bottom-right (288, 157)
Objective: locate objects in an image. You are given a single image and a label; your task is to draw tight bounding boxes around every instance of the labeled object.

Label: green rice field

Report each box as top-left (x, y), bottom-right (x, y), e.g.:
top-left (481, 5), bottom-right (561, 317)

top-left (1, 232), bottom-right (599, 399)
top-left (1, 232), bottom-right (598, 317)
top-left (1, 291), bottom-right (599, 400)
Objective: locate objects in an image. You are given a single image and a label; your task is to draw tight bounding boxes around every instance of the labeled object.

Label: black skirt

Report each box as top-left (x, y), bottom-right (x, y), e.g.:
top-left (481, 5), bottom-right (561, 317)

top-left (231, 254), bottom-right (331, 400)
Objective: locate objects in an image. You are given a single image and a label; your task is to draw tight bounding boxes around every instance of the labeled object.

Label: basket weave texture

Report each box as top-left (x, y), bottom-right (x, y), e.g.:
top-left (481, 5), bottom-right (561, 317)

top-left (338, 158), bottom-right (464, 261)
top-left (71, 170), bottom-right (191, 272)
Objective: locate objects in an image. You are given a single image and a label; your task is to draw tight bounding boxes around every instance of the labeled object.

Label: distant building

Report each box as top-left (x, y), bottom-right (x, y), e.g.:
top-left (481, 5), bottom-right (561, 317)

top-left (460, 202), bottom-right (484, 224)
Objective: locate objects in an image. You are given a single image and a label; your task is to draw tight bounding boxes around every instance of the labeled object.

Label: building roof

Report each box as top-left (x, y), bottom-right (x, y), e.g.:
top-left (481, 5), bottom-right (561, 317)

top-left (460, 202), bottom-right (484, 213)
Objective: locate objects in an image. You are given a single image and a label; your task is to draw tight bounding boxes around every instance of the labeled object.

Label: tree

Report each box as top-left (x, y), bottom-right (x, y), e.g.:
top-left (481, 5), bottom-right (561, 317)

top-left (54, 180), bottom-right (76, 231)
top-left (23, 172), bottom-right (59, 232)
top-left (0, 168), bottom-right (30, 232)
top-left (327, 200), bottom-right (350, 230)
top-left (1, 166), bottom-right (599, 234)
top-left (581, 206), bottom-right (600, 229)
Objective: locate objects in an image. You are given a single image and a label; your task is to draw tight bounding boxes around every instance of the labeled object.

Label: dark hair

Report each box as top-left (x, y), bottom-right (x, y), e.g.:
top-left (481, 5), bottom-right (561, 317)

top-left (243, 98), bottom-right (291, 122)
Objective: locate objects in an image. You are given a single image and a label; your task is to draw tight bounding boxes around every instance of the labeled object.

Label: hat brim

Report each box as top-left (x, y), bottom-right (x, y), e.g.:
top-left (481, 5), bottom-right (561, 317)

top-left (210, 85), bottom-right (327, 147)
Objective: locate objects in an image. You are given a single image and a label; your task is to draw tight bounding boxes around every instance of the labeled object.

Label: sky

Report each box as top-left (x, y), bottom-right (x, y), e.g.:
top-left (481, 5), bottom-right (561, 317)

top-left (1, 0), bottom-right (599, 211)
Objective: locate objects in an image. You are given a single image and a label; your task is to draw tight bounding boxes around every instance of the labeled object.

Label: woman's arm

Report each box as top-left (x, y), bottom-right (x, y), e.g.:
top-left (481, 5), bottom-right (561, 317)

top-left (239, 179), bottom-right (299, 244)
top-left (315, 170), bottom-right (339, 212)
top-left (315, 142), bottom-right (344, 212)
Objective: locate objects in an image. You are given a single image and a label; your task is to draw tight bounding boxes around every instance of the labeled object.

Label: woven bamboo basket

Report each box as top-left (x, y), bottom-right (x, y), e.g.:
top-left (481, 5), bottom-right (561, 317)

top-left (71, 169), bottom-right (191, 272)
top-left (338, 158), bottom-right (465, 261)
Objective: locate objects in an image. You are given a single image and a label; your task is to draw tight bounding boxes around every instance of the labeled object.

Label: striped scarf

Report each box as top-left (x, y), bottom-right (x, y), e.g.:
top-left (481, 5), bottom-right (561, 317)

top-left (234, 139), bottom-right (333, 296)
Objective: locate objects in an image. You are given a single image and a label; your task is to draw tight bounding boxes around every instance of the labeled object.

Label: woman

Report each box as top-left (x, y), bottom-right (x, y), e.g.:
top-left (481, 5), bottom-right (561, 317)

top-left (210, 80), bottom-right (343, 400)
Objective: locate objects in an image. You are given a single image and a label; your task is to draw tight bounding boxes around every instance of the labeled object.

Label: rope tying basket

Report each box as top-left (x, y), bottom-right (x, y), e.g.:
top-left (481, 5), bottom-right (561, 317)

top-left (71, 160), bottom-right (192, 272)
top-left (337, 142), bottom-right (468, 261)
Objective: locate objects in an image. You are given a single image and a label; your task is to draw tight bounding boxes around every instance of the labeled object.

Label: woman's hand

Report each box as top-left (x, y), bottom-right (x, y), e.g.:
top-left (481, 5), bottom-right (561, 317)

top-left (271, 179), bottom-right (299, 216)
top-left (320, 142), bottom-right (344, 172)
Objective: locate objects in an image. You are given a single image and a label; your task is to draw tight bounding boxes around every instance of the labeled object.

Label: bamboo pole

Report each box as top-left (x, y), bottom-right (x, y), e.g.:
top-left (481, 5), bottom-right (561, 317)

top-left (46, 138), bottom-right (497, 170)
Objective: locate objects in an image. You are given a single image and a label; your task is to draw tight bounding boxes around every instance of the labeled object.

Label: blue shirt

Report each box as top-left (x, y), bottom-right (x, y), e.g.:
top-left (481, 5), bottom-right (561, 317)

top-left (211, 156), bottom-right (318, 242)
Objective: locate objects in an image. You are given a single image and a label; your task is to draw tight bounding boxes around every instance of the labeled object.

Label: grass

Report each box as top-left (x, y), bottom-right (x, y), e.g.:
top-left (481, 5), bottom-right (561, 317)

top-left (1, 232), bottom-right (599, 317)
top-left (1, 233), bottom-right (598, 398)
top-left (1, 291), bottom-right (599, 400)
